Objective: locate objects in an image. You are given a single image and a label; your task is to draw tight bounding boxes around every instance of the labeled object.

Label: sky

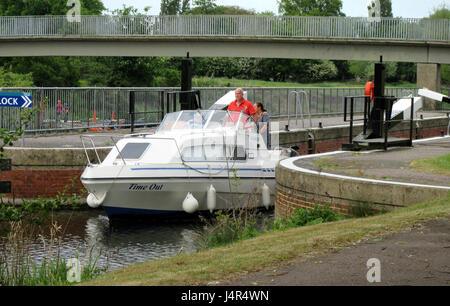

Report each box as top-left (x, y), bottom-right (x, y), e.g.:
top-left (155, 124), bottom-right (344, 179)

top-left (102, 0), bottom-right (449, 18)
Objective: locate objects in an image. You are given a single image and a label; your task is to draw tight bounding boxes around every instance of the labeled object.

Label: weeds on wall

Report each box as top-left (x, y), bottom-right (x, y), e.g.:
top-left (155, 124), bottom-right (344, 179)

top-left (273, 204), bottom-right (342, 231)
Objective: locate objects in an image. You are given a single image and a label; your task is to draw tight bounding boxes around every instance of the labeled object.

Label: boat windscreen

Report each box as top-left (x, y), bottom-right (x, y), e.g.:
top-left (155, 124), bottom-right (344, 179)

top-left (157, 110), bottom-right (256, 132)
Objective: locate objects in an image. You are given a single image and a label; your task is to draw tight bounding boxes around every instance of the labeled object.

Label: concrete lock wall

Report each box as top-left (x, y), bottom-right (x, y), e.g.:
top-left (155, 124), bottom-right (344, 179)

top-left (275, 163), bottom-right (449, 219)
top-left (274, 117), bottom-right (450, 219)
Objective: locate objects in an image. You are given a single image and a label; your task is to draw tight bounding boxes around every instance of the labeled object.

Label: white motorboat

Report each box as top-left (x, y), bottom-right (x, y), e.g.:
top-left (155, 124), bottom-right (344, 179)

top-left (81, 108), bottom-right (290, 218)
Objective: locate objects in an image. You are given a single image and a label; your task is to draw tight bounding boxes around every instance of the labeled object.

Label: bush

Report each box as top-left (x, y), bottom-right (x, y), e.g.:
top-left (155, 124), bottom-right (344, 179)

top-left (200, 211), bottom-right (261, 248)
top-left (273, 205), bottom-right (341, 231)
top-left (305, 61), bottom-right (338, 82)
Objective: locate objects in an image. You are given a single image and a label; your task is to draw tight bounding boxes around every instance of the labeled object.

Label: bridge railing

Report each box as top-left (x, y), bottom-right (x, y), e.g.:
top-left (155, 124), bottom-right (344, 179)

top-left (0, 15), bottom-right (448, 41)
top-left (0, 87), bottom-right (419, 133)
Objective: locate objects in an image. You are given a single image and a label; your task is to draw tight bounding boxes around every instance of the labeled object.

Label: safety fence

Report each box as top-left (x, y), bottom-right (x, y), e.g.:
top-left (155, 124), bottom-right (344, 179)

top-left (0, 86), bottom-right (422, 133)
top-left (0, 15), bottom-right (448, 42)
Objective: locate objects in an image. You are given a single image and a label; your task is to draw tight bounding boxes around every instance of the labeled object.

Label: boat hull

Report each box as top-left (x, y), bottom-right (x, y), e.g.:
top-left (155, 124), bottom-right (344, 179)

top-left (82, 177), bottom-right (275, 218)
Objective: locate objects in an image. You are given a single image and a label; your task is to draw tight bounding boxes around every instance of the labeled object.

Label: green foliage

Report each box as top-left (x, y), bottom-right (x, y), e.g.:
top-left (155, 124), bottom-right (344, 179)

top-left (278, 0), bottom-right (345, 16)
top-left (409, 153), bottom-right (450, 176)
top-left (200, 205), bottom-right (342, 249)
top-left (0, 235), bottom-right (105, 286)
top-left (192, 57), bottom-right (339, 84)
top-left (428, 4), bottom-right (450, 19)
top-left (0, 67), bottom-right (34, 87)
top-left (396, 63), bottom-right (416, 83)
top-left (181, 0), bottom-right (191, 14)
top-left (191, 0), bottom-right (217, 14)
top-left (154, 69), bottom-right (181, 87)
top-left (188, 4), bottom-right (255, 15)
top-left (349, 61), bottom-right (398, 83)
top-left (273, 205), bottom-right (341, 231)
top-left (379, 0), bottom-right (393, 18)
top-left (442, 64), bottom-right (450, 86)
top-left (1, 57), bottom-right (80, 87)
top-left (100, 57), bottom-right (162, 87)
top-left (109, 4), bottom-right (151, 16)
top-left (0, 0), bottom-right (105, 16)
top-left (160, 0), bottom-right (181, 15)
top-left (0, 107), bottom-right (37, 159)
top-left (305, 60), bottom-right (338, 82)
top-left (202, 211), bottom-right (260, 248)
top-left (349, 202), bottom-right (376, 218)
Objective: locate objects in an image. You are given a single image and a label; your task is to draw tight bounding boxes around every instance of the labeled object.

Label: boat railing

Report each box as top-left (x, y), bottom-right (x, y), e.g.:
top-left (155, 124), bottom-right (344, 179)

top-left (287, 91), bottom-right (312, 131)
top-left (80, 134), bottom-right (126, 166)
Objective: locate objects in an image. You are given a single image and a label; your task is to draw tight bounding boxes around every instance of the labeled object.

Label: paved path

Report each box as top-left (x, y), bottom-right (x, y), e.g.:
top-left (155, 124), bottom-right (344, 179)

top-left (294, 137), bottom-right (450, 187)
top-left (227, 218), bottom-right (450, 286)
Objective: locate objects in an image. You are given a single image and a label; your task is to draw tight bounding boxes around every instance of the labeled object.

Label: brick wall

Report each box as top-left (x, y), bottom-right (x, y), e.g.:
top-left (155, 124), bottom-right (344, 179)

top-left (275, 185), bottom-right (351, 219)
top-left (0, 169), bottom-right (86, 200)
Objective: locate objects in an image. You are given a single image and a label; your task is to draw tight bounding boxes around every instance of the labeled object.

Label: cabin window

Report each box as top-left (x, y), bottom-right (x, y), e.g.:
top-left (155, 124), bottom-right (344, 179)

top-left (181, 145), bottom-right (246, 162)
top-left (117, 143), bottom-right (150, 160)
top-left (182, 146), bottom-right (206, 162)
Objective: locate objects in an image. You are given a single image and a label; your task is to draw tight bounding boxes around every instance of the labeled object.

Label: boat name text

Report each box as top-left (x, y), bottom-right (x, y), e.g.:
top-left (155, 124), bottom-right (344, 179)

top-left (129, 184), bottom-right (164, 191)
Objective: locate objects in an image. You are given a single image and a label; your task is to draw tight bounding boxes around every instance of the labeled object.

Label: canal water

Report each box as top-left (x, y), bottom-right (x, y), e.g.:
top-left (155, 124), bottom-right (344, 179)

top-left (8, 209), bottom-right (273, 272)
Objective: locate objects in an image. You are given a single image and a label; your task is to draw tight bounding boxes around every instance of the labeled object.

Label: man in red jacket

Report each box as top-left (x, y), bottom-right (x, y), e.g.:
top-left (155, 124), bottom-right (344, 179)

top-left (228, 88), bottom-right (257, 122)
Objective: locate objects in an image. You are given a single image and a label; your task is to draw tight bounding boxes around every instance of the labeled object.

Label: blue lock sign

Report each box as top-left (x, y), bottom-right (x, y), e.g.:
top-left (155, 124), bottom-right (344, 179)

top-left (0, 92), bottom-right (33, 108)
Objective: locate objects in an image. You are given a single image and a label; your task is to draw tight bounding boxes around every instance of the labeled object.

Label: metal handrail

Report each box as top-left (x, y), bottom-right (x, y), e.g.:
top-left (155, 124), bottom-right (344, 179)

top-left (80, 135), bottom-right (102, 165)
top-left (288, 91), bottom-right (312, 130)
top-left (80, 134), bottom-right (126, 166)
top-left (0, 15), bottom-right (448, 42)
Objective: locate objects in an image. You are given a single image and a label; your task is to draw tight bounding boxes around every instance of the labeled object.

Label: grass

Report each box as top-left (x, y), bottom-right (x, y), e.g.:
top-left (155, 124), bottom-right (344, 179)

top-left (83, 194), bottom-right (450, 286)
top-left (314, 157), bottom-right (342, 170)
top-left (192, 77), bottom-right (416, 88)
top-left (409, 154), bottom-right (450, 176)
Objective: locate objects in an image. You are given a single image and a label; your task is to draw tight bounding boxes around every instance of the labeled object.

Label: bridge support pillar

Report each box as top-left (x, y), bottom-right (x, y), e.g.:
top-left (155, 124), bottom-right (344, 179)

top-left (417, 63), bottom-right (441, 110)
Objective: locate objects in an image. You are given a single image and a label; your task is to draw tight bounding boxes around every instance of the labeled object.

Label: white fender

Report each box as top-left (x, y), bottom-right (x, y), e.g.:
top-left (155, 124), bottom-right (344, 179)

top-left (182, 193), bottom-right (199, 214)
top-left (87, 192), bottom-right (107, 209)
top-left (261, 184), bottom-right (271, 210)
top-left (207, 185), bottom-right (216, 213)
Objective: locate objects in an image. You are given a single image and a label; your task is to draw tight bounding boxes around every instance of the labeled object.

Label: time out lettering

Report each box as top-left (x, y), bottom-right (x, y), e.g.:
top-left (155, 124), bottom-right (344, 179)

top-left (129, 184), bottom-right (164, 191)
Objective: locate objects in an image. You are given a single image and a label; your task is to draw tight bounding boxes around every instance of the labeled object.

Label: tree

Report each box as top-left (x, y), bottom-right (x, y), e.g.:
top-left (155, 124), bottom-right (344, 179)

top-left (100, 57), bottom-right (162, 87)
top-left (181, 0), bottom-right (191, 14)
top-left (4, 57), bottom-right (80, 87)
top-left (0, 0), bottom-right (105, 87)
top-left (187, 4), bottom-right (255, 15)
top-left (160, 0), bottom-right (181, 15)
top-left (428, 4), bottom-right (450, 19)
top-left (192, 0), bottom-right (217, 14)
top-left (0, 67), bottom-right (34, 87)
top-left (109, 4), bottom-right (151, 16)
top-left (278, 0), bottom-right (344, 17)
top-left (0, 0), bottom-right (105, 16)
top-left (380, 0), bottom-right (393, 17)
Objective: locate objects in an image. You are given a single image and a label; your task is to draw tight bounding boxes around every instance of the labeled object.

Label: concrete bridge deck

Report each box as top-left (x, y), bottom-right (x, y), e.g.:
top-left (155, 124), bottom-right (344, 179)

top-left (0, 15), bottom-right (449, 63)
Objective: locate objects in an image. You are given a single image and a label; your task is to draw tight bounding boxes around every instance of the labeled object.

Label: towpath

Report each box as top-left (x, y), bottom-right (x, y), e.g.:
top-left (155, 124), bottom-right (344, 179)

top-left (227, 218), bottom-right (450, 286)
